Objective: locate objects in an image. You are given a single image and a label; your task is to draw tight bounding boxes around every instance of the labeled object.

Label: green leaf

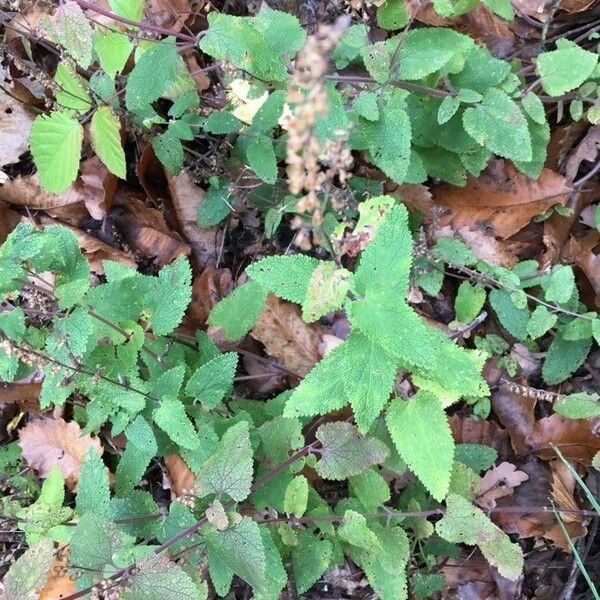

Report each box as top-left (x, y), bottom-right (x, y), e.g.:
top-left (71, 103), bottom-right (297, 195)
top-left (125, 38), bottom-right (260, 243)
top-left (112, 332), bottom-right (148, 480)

top-left (109, 0), bottom-right (143, 21)
top-left (197, 179), bottom-right (233, 227)
top-left (284, 331), bottom-right (398, 433)
top-left (284, 475), bottom-right (309, 517)
top-left (488, 288), bottom-right (529, 341)
top-left (333, 24), bottom-right (368, 69)
top-left (247, 135), bottom-right (277, 184)
top-left (438, 95), bottom-right (460, 125)
top-left (349, 468), bottom-right (391, 512)
top-left (454, 281), bottom-right (486, 323)
top-left (435, 236), bottom-right (477, 266)
top-left (352, 91), bottom-right (380, 121)
top-left (197, 421), bottom-right (253, 501)
top-left (4, 538), bottom-right (55, 600)
top-left (395, 28), bottom-right (474, 80)
top-left (0, 308), bottom-right (25, 341)
top-left (315, 421), bottom-right (389, 480)
top-left (209, 280), bottom-right (268, 340)
top-left (125, 38), bottom-right (183, 110)
top-left (76, 447), bottom-right (110, 516)
top-left (43, 1), bottom-right (93, 68)
top-left (436, 493), bottom-right (523, 580)
top-left (527, 305), bottom-right (557, 339)
top-left (338, 510), bottom-right (382, 551)
top-left (54, 60), bottom-right (92, 113)
top-left (542, 326), bottom-right (592, 384)
top-left (199, 13), bottom-right (288, 82)
top-left (246, 255), bottom-right (321, 304)
top-left (186, 352), bottom-right (238, 408)
top-left (386, 393), bottom-right (454, 501)
top-left (203, 517), bottom-right (268, 595)
top-left (90, 106), bottom-right (126, 178)
top-left (361, 42), bottom-right (391, 84)
top-left (455, 443), bottom-right (497, 472)
top-left (123, 554), bottom-right (201, 600)
top-left (554, 392), bottom-right (600, 419)
top-left (545, 265), bottom-right (575, 304)
top-left (377, 0), bottom-right (410, 30)
top-left (292, 532), bottom-right (333, 595)
top-left (204, 111), bottom-right (243, 134)
top-left (115, 416), bottom-right (157, 496)
top-left (152, 133), bottom-right (184, 176)
top-left (94, 30), bottom-right (132, 79)
top-left (251, 90), bottom-right (286, 131)
top-left (359, 98), bottom-right (412, 184)
top-left (521, 92), bottom-right (546, 125)
top-left (253, 7), bottom-right (306, 57)
top-left (537, 39), bottom-right (598, 96)
top-left (594, 318), bottom-right (600, 345)
top-left (29, 112), bottom-right (83, 193)
top-left (302, 262), bottom-right (353, 322)
top-left (153, 396), bottom-right (200, 450)
top-left (463, 88), bottom-right (532, 162)
top-left (481, 0), bottom-right (514, 19)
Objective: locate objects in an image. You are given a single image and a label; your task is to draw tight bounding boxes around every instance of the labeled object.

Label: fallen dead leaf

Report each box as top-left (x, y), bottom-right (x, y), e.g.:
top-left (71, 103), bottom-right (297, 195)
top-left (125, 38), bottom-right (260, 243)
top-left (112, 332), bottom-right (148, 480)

top-left (18, 417), bottom-right (103, 489)
top-left (166, 170), bottom-right (221, 269)
top-left (477, 461), bottom-right (530, 509)
top-left (565, 232), bottom-right (600, 307)
top-left (164, 453), bottom-right (195, 497)
top-left (0, 88), bottom-right (33, 168)
top-left (0, 382), bottom-right (41, 412)
top-left (110, 191), bottom-right (190, 265)
top-left (79, 156), bottom-right (117, 220)
top-left (148, 0), bottom-right (192, 33)
top-left (39, 546), bottom-right (76, 600)
top-left (492, 388), bottom-right (537, 455)
top-left (512, 0), bottom-right (553, 20)
top-left (182, 48), bottom-right (211, 93)
top-left (0, 200), bottom-right (20, 244)
top-left (186, 267), bottom-right (233, 327)
top-left (459, 4), bottom-right (515, 58)
top-left (449, 414), bottom-right (511, 457)
top-left (250, 294), bottom-right (326, 377)
top-left (434, 164), bottom-right (572, 240)
top-left (564, 125), bottom-right (600, 181)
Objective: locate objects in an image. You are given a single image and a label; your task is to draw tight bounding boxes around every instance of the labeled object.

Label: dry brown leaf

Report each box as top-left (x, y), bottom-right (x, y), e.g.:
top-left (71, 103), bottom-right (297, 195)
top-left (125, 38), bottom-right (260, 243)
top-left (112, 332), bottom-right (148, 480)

top-left (79, 156), bottom-right (117, 220)
top-left (0, 174), bottom-right (84, 210)
top-left (0, 382), bottom-right (41, 412)
top-left (492, 388), bottom-right (537, 455)
top-left (182, 48), bottom-right (211, 93)
top-left (564, 125), bottom-right (600, 181)
top-left (110, 191), bottom-right (190, 265)
top-left (525, 413), bottom-right (600, 465)
top-left (434, 165), bottom-right (572, 240)
top-left (186, 267), bottom-right (233, 327)
top-left (477, 461), bottom-right (529, 509)
top-left (449, 414), bottom-right (512, 457)
top-left (148, 0), bottom-right (192, 32)
top-left (250, 294), bottom-right (326, 377)
top-left (0, 89), bottom-right (33, 168)
top-left (18, 417), bottom-right (103, 489)
top-left (565, 232), bottom-right (600, 307)
top-left (166, 170), bottom-right (221, 268)
top-left (512, 0), bottom-right (553, 20)
top-left (164, 453), bottom-right (195, 497)
top-left (0, 200), bottom-right (21, 245)
top-left (459, 5), bottom-right (514, 58)
top-left (39, 547), bottom-right (76, 600)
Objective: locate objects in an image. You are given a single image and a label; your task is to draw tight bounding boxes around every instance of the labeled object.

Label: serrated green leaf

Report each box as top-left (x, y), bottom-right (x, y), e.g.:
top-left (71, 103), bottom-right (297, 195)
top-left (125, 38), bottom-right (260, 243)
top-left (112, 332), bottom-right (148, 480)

top-left (126, 38), bottom-right (183, 110)
top-left (302, 262), bottom-right (353, 322)
top-left (361, 42), bottom-right (390, 84)
top-left (349, 468), bottom-right (390, 512)
top-left (54, 60), bottom-right (92, 113)
top-left (333, 24), bottom-right (368, 69)
top-left (197, 421), bottom-right (253, 501)
top-left (91, 106), bottom-right (126, 178)
top-left (386, 393), bottom-right (454, 501)
top-left (0, 308), bottom-right (25, 341)
top-left (123, 554), bottom-right (200, 600)
top-left (186, 352), bottom-right (238, 408)
top-left (199, 13), bottom-right (288, 82)
top-left (292, 532), bottom-right (333, 595)
top-left (197, 179), bottom-right (233, 227)
top-left (481, 0), bottom-right (514, 19)
top-left (438, 95), bottom-right (460, 124)
top-left (554, 392), bottom-right (600, 419)
top-left (488, 288), bottom-right (529, 341)
top-left (463, 88), bottom-right (532, 162)
top-left (152, 132), bottom-right (184, 175)
top-left (94, 30), bottom-right (133, 79)
top-left (454, 281), bottom-right (486, 323)
top-left (284, 475), bottom-right (309, 517)
top-left (76, 447), bottom-right (109, 516)
top-left (29, 112), bottom-right (83, 193)
top-left (542, 326), bottom-right (592, 384)
top-left (204, 111), bottom-right (243, 134)
top-left (352, 91), bottom-right (380, 121)
top-left (338, 509), bottom-right (382, 550)
top-left (537, 39), bottom-right (598, 96)
top-left (545, 265), bottom-right (575, 304)
top-left (436, 493), bottom-right (523, 580)
top-left (153, 396), bottom-right (200, 450)
top-left (209, 279), bottom-right (268, 340)
top-left (246, 254), bottom-right (321, 304)
top-left (377, 0), bottom-right (409, 30)
top-left (435, 236), bottom-right (477, 266)
top-left (247, 135), bottom-right (277, 184)
top-left (527, 305), bottom-right (557, 339)
top-left (455, 443), bottom-right (497, 472)
top-left (315, 421), bottom-right (389, 480)
top-left (521, 92), bottom-right (546, 125)
top-left (109, 0), bottom-right (143, 20)
top-left (43, 1), bottom-right (93, 68)
top-left (4, 538), bottom-right (55, 600)
top-left (253, 7), bottom-right (306, 57)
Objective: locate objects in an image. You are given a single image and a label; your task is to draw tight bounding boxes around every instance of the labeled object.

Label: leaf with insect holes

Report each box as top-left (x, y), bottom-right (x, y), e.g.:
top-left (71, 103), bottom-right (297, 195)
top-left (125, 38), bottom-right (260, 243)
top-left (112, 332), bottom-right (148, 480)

top-left (284, 475), bottom-right (309, 517)
top-left (90, 107), bottom-right (126, 178)
top-left (436, 493), bottom-right (523, 580)
top-left (152, 133), bottom-right (184, 176)
top-left (123, 554), bottom-right (201, 600)
top-left (29, 112), bottom-right (83, 193)
top-left (185, 352), bottom-right (239, 408)
top-left (246, 255), bottom-right (321, 304)
top-left (315, 421), bottom-right (389, 480)
top-left (386, 392), bottom-right (454, 501)
top-left (196, 421), bottom-right (253, 501)
top-left (537, 39), bottom-right (598, 96)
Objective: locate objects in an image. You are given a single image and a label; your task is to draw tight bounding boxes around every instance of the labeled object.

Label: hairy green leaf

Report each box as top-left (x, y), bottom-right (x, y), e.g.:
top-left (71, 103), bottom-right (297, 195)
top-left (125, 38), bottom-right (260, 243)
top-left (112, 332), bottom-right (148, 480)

top-left (90, 106), bottom-right (126, 178)
top-left (186, 352), bottom-right (238, 407)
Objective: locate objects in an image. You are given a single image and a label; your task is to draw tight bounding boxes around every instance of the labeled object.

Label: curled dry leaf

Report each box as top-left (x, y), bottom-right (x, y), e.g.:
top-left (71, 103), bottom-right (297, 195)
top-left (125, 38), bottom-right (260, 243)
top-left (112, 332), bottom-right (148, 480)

top-left (166, 170), bottom-right (221, 269)
top-left (477, 462), bottom-right (529, 509)
top-left (182, 48), bottom-right (211, 93)
top-left (250, 294), bottom-right (326, 377)
top-left (79, 156), bottom-right (117, 220)
top-left (110, 191), bottom-right (190, 266)
top-left (0, 88), bottom-right (33, 168)
top-left (18, 417), bottom-right (103, 490)
top-left (164, 453), bottom-right (195, 498)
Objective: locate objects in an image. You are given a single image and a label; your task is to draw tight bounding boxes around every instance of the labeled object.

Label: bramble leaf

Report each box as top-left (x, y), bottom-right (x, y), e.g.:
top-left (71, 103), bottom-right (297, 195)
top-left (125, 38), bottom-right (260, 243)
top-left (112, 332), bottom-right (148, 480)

top-left (90, 106), bottom-right (126, 178)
